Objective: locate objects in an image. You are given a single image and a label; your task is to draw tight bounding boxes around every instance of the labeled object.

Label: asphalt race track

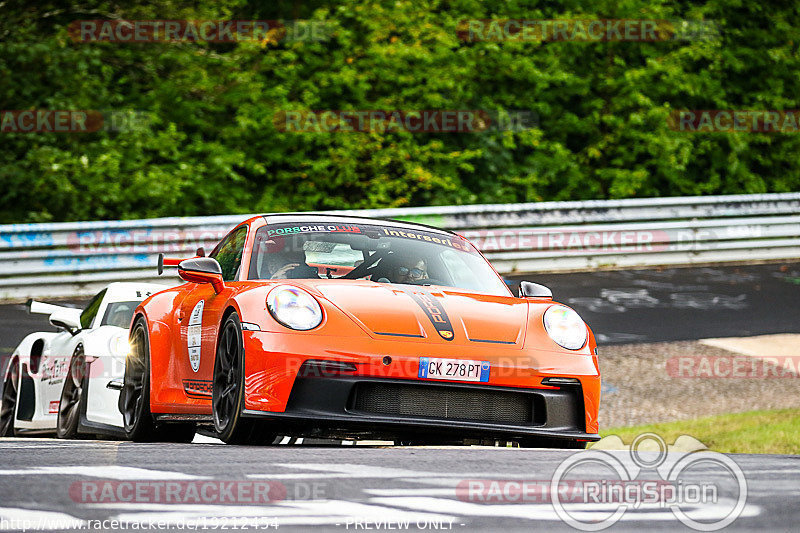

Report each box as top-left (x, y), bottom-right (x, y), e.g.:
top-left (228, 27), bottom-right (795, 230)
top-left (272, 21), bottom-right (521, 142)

top-left (509, 261), bottom-right (800, 344)
top-left (1, 261), bottom-right (799, 531)
top-left (0, 438), bottom-right (798, 532)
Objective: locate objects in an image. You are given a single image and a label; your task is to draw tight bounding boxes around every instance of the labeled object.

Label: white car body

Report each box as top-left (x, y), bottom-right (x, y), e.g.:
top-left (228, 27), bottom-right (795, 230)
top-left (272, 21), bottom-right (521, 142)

top-left (1, 282), bottom-right (168, 437)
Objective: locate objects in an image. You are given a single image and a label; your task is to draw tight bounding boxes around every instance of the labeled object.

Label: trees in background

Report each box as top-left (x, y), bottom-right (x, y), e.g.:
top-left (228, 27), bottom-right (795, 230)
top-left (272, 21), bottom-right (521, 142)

top-left (2, 0), bottom-right (799, 223)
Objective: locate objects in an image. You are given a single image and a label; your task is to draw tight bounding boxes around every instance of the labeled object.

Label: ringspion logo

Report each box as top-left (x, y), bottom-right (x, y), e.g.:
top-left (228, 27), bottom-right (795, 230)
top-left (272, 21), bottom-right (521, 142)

top-left (551, 434), bottom-right (748, 531)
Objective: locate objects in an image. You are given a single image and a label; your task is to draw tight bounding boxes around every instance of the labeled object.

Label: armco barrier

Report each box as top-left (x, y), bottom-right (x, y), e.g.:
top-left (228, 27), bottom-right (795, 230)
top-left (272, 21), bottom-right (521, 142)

top-left (1, 192), bottom-right (799, 300)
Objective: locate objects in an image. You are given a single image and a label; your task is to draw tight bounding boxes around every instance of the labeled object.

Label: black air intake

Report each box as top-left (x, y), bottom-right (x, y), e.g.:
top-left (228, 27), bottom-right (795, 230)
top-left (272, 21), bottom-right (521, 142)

top-left (352, 382), bottom-right (534, 425)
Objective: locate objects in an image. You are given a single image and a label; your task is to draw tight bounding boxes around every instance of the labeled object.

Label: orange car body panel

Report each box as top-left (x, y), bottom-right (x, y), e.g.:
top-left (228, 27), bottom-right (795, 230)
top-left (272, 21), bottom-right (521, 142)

top-left (135, 216), bottom-right (601, 435)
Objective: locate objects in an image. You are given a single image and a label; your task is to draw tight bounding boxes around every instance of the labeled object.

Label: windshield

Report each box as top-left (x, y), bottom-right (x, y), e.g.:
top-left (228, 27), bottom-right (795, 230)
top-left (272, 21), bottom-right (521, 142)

top-left (100, 301), bottom-right (139, 328)
top-left (248, 222), bottom-right (511, 296)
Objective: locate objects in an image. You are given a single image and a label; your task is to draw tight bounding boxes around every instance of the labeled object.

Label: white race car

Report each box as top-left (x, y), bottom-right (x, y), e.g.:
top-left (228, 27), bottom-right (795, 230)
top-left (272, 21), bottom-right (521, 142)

top-left (1, 282), bottom-right (168, 438)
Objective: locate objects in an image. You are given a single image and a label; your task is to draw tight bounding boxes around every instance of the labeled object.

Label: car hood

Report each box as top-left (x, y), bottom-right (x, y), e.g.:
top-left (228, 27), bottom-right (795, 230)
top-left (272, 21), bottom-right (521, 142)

top-left (311, 281), bottom-right (528, 346)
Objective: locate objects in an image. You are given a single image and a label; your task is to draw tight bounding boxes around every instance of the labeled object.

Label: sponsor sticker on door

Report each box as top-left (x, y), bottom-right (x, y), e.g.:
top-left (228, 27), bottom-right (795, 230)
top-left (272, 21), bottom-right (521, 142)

top-left (188, 301), bottom-right (204, 372)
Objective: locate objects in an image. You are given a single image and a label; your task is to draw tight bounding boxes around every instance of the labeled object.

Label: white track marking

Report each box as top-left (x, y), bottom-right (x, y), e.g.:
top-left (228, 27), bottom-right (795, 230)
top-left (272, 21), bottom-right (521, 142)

top-left (365, 488), bottom-right (457, 496)
top-left (248, 473), bottom-right (366, 479)
top-left (250, 463), bottom-right (559, 480)
top-left (0, 507), bottom-right (86, 530)
top-left (368, 496), bottom-right (762, 522)
top-left (398, 477), bottom-right (465, 486)
top-left (732, 469), bottom-right (800, 474)
top-left (0, 466), bottom-right (206, 480)
top-left (262, 463), bottom-right (448, 478)
top-left (191, 434), bottom-right (222, 444)
top-left (0, 441), bottom-right (121, 449)
top-left (99, 501), bottom-right (456, 527)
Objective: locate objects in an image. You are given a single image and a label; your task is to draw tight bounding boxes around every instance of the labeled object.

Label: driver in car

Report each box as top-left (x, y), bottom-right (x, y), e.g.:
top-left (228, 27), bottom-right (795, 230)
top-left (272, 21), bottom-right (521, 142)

top-left (395, 259), bottom-right (428, 284)
top-left (269, 247), bottom-right (320, 279)
top-left (257, 237), bottom-right (320, 280)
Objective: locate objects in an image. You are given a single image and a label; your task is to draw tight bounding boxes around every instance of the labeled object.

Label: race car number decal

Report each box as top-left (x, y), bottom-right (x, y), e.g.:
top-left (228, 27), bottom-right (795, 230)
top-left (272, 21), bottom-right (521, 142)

top-left (187, 300), bottom-right (204, 372)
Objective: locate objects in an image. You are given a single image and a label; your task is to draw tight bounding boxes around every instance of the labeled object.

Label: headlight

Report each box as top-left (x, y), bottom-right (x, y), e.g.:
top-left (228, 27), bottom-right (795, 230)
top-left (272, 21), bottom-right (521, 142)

top-left (543, 305), bottom-right (587, 350)
top-left (109, 333), bottom-right (132, 358)
top-left (267, 285), bottom-right (323, 330)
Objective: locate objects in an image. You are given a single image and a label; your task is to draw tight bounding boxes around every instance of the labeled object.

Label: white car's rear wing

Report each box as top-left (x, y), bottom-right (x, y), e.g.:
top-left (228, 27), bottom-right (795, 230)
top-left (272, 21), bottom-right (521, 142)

top-left (26, 299), bottom-right (76, 316)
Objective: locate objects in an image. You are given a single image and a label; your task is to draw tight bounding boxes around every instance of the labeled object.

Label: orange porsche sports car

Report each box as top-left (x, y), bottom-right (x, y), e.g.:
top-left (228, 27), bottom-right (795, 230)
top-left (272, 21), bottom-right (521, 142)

top-left (120, 214), bottom-right (600, 447)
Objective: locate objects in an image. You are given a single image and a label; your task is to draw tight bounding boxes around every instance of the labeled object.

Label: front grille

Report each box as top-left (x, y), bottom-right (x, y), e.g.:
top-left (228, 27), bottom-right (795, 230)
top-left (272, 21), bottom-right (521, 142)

top-left (351, 382), bottom-right (533, 425)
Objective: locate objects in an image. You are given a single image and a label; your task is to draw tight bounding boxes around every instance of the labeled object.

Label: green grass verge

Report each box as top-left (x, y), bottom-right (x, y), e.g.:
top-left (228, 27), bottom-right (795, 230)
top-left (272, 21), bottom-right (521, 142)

top-left (598, 408), bottom-right (800, 454)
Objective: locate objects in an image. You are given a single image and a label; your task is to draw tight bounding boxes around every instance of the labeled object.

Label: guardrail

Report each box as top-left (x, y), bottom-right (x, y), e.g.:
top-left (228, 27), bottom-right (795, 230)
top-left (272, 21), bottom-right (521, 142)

top-left (1, 192), bottom-right (799, 300)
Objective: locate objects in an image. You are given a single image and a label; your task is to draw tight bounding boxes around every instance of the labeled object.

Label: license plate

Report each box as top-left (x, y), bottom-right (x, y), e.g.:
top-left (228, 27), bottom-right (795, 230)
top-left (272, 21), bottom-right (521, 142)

top-left (418, 357), bottom-right (490, 382)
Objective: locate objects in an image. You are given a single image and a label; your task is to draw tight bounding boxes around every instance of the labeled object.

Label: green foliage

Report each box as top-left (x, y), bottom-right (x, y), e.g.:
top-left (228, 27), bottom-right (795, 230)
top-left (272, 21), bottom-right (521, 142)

top-left (1, 0), bottom-right (799, 222)
top-left (600, 408), bottom-right (800, 455)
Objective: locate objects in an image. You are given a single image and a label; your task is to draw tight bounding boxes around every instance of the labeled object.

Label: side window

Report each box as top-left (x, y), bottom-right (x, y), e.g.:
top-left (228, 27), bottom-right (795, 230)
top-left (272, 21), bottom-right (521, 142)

top-left (211, 226), bottom-right (248, 281)
top-left (80, 289), bottom-right (106, 329)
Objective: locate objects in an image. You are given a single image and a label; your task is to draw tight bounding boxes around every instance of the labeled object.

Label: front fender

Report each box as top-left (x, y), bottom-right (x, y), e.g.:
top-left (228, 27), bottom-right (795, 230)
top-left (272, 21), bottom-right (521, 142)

top-left (79, 326), bottom-right (128, 358)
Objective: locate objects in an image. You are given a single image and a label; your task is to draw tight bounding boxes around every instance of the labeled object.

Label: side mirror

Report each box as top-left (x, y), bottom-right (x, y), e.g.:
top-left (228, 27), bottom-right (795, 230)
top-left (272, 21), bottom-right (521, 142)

top-left (519, 281), bottom-right (553, 299)
top-left (178, 257), bottom-right (225, 294)
top-left (158, 250), bottom-right (207, 275)
top-left (49, 309), bottom-right (82, 335)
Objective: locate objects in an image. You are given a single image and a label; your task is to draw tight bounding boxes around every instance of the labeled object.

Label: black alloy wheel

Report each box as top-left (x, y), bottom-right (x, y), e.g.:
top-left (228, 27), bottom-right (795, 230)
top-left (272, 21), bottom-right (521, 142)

top-left (57, 346), bottom-right (87, 439)
top-left (213, 312), bottom-right (278, 445)
top-left (121, 318), bottom-right (195, 442)
top-left (0, 360), bottom-right (19, 437)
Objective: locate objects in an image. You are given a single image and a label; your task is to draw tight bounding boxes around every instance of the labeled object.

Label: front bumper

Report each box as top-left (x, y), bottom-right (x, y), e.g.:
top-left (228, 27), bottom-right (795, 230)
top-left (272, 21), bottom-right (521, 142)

top-left (241, 330), bottom-right (601, 435)
top-left (242, 375), bottom-right (599, 443)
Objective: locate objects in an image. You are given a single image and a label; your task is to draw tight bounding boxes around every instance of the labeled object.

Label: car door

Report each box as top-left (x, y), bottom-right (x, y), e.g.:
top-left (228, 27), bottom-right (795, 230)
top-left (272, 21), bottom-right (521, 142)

top-left (32, 330), bottom-right (71, 420)
top-left (176, 226), bottom-right (249, 404)
top-left (40, 291), bottom-right (104, 418)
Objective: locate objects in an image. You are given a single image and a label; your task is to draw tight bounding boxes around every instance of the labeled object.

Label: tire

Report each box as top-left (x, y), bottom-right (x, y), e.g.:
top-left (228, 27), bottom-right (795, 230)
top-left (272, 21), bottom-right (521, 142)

top-left (57, 346), bottom-right (86, 439)
top-left (0, 360), bottom-right (19, 437)
top-left (121, 318), bottom-right (195, 443)
top-left (518, 437), bottom-right (586, 449)
top-left (213, 312), bottom-right (277, 445)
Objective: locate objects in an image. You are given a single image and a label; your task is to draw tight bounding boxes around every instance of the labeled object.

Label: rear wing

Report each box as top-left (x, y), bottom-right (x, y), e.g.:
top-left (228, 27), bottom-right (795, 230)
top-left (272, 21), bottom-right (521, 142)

top-left (26, 299), bottom-right (74, 316)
